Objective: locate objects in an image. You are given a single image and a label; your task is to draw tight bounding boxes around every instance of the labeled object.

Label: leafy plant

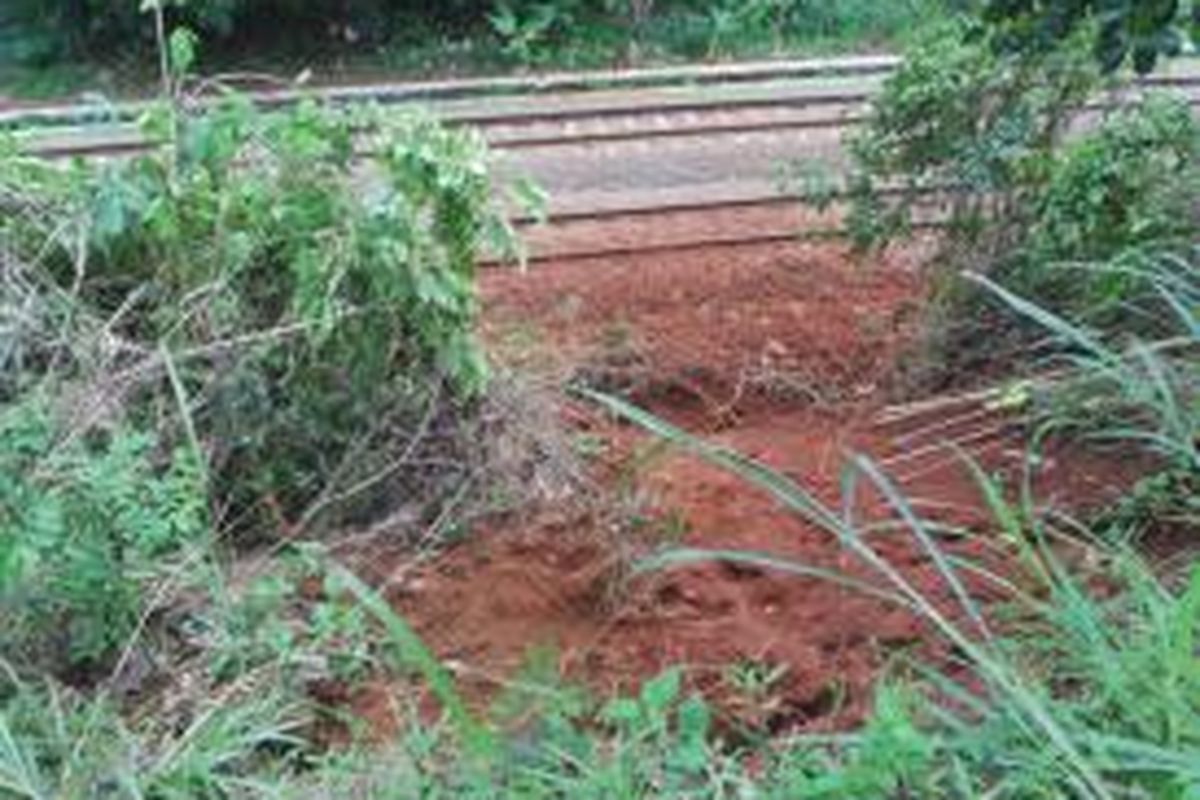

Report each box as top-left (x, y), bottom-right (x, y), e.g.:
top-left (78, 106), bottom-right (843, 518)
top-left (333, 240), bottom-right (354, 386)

top-left (489, 1), bottom-right (574, 65)
top-left (1, 60), bottom-right (517, 532)
top-left (1021, 95), bottom-right (1200, 309)
top-left (833, 19), bottom-right (1198, 389)
top-left (0, 396), bottom-right (207, 673)
top-left (842, 19), bottom-right (1099, 255)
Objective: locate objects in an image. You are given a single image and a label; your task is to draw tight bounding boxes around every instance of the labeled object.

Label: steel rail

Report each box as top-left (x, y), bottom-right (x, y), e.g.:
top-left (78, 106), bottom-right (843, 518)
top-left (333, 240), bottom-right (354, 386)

top-left (486, 90), bottom-right (1200, 148)
top-left (510, 192), bottom-right (798, 225)
top-left (5, 53), bottom-right (1198, 132)
top-left (21, 88), bottom-right (1200, 160)
top-left (0, 55), bottom-right (905, 130)
top-left (483, 221), bottom-right (947, 265)
top-left (15, 66), bottom-right (1200, 160)
top-left (492, 186), bottom-right (954, 263)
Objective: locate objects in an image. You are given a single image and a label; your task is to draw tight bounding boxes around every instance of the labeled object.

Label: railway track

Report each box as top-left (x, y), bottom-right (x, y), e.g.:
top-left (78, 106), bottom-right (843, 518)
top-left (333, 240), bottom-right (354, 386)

top-left (496, 183), bottom-right (948, 264)
top-left (9, 52), bottom-right (1200, 154)
top-left (0, 55), bottom-right (903, 130)
top-left (6, 56), bottom-right (1200, 262)
top-left (14, 74), bottom-right (1200, 159)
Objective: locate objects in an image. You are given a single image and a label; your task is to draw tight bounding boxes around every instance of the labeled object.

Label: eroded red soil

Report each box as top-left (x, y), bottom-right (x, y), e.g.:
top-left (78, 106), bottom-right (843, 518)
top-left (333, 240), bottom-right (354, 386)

top-left (357, 238), bottom-right (1148, 735)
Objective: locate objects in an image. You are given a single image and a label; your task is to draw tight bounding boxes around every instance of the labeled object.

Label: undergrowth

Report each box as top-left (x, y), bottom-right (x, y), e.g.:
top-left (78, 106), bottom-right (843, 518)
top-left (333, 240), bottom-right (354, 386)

top-left (0, 0), bottom-right (946, 99)
top-left (2, 8), bottom-right (1199, 800)
top-left (0, 26), bottom-right (529, 680)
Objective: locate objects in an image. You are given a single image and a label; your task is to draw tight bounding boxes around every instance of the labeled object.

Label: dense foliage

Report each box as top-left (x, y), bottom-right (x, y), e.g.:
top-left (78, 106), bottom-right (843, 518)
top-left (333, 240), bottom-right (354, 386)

top-left (2, 2), bottom-right (1198, 798)
top-left (0, 0), bottom-right (941, 70)
top-left (983, 0), bottom-right (1199, 72)
top-left (0, 400), bottom-right (207, 672)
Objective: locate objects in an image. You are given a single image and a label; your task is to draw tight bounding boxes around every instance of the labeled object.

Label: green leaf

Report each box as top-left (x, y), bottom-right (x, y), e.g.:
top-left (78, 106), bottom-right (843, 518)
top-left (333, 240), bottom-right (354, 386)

top-left (640, 668), bottom-right (681, 717)
top-left (677, 694), bottom-right (710, 742)
top-left (600, 698), bottom-right (642, 729)
top-left (672, 697), bottom-right (712, 773)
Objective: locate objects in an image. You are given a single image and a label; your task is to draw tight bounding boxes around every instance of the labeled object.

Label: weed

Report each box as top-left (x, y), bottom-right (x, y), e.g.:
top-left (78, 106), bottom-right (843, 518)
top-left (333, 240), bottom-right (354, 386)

top-left (969, 247), bottom-right (1199, 540)
top-left (722, 658), bottom-right (791, 731)
top-left (0, 673), bottom-right (306, 800)
top-left (725, 659), bottom-right (790, 700)
top-left (0, 395), bottom-right (208, 675)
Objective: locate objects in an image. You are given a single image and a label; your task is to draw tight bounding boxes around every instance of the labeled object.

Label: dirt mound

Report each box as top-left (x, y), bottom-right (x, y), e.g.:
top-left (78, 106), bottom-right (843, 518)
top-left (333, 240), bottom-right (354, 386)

top-left (360, 237), bottom-right (1146, 734)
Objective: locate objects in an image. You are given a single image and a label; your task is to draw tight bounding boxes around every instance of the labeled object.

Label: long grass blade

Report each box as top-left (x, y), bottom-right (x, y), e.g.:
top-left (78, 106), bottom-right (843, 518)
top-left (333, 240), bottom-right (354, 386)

top-left (853, 454), bottom-right (993, 641)
top-left (330, 562), bottom-right (494, 756)
top-left (638, 548), bottom-right (913, 609)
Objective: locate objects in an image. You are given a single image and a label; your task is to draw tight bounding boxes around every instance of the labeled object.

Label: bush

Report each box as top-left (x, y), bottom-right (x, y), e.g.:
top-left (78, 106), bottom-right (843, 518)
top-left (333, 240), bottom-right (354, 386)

top-left (842, 19), bottom-right (1099, 256)
top-left (982, 0), bottom-right (1195, 74)
top-left (2, 88), bottom-right (515, 536)
top-left (1022, 95), bottom-right (1200, 311)
top-left (0, 40), bottom-right (518, 680)
top-left (843, 21), bottom-right (1200, 290)
top-left (832, 21), bottom-right (1199, 388)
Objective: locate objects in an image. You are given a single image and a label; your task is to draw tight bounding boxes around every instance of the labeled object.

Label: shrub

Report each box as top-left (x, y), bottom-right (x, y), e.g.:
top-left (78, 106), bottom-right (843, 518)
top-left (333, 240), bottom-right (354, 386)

top-left (1, 86), bottom-right (515, 536)
top-left (0, 35), bottom-right (519, 681)
top-left (842, 19), bottom-right (1099, 256)
top-left (833, 21), bottom-right (1199, 388)
top-left (982, 0), bottom-right (1195, 74)
top-left (1021, 96), bottom-right (1200, 311)
top-left (843, 21), bottom-right (1200, 287)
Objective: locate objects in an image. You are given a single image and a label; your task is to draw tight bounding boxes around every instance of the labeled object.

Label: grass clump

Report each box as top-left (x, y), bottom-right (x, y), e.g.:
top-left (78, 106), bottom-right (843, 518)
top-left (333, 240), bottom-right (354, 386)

top-left (588, 378), bottom-right (1200, 798)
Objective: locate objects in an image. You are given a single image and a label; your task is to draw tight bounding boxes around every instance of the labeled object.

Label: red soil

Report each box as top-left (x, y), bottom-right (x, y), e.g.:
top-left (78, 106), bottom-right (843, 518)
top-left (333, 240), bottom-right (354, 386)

top-left (359, 238), bottom-right (1148, 736)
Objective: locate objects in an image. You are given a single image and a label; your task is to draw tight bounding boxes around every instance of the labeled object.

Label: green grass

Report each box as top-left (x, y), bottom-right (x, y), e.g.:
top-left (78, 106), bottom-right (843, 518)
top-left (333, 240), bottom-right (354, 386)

top-left (6, 422), bottom-right (1194, 797)
top-left (585, 388), bottom-right (1200, 799)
